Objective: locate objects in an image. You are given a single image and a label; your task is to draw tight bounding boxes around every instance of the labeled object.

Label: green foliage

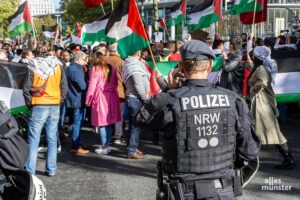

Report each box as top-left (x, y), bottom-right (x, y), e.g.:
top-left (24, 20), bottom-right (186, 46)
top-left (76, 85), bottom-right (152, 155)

top-left (61, 0), bottom-right (120, 25)
top-left (0, 0), bottom-right (20, 36)
top-left (65, 26), bottom-right (73, 35)
top-left (33, 15), bottom-right (56, 35)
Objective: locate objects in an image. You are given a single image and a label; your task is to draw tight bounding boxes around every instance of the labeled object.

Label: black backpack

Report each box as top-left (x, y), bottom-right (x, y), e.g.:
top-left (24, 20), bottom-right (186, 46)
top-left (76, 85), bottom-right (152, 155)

top-left (0, 101), bottom-right (46, 200)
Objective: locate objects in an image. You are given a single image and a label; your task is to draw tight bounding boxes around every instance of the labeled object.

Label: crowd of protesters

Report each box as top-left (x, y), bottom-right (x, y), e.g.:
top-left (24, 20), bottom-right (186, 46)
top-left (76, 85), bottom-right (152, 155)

top-left (0, 29), bottom-right (299, 176)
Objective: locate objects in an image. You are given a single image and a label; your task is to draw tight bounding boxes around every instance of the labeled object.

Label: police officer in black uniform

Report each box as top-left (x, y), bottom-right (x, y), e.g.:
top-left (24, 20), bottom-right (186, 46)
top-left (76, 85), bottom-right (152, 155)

top-left (136, 40), bottom-right (260, 200)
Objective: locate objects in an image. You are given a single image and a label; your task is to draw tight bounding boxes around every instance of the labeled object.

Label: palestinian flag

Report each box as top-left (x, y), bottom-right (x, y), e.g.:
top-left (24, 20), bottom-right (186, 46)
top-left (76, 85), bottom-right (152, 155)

top-left (240, 0), bottom-right (267, 24)
top-left (169, 0), bottom-right (187, 26)
top-left (71, 35), bottom-right (82, 45)
top-left (62, 36), bottom-right (72, 46)
top-left (158, 18), bottom-right (167, 30)
top-left (189, 0), bottom-right (222, 31)
top-left (42, 25), bottom-right (57, 39)
top-left (229, 0), bottom-right (263, 15)
top-left (83, 0), bottom-right (106, 9)
top-left (146, 56), bottom-right (224, 96)
top-left (272, 50), bottom-right (300, 103)
top-left (81, 13), bottom-right (110, 45)
top-left (8, 2), bottom-right (32, 38)
top-left (105, 0), bottom-right (149, 59)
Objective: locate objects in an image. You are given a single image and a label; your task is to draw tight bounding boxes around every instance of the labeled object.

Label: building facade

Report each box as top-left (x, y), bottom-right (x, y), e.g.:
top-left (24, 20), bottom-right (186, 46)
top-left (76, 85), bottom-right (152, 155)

top-left (27, 0), bottom-right (55, 16)
top-left (140, 0), bottom-right (300, 37)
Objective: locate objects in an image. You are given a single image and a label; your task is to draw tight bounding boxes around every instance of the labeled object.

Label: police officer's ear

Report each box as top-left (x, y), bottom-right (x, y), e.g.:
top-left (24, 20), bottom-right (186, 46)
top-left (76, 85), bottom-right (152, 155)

top-left (207, 60), bottom-right (213, 73)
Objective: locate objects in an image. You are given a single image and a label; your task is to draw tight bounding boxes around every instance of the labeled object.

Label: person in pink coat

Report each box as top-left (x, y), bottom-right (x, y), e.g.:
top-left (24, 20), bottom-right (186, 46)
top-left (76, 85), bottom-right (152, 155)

top-left (86, 52), bottom-right (121, 155)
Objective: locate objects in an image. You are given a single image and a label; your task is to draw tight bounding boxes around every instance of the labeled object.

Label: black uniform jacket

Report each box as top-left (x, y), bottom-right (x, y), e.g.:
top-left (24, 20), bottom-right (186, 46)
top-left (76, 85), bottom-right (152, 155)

top-left (136, 79), bottom-right (260, 180)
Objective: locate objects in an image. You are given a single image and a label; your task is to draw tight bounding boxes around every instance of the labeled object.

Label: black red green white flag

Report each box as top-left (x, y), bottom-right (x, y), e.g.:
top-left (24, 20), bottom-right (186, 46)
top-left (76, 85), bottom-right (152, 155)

top-left (169, 0), bottom-right (187, 26)
top-left (158, 18), bottom-right (167, 30)
top-left (229, 0), bottom-right (263, 15)
top-left (105, 0), bottom-right (149, 58)
top-left (189, 0), bottom-right (222, 31)
top-left (42, 25), bottom-right (57, 39)
top-left (8, 1), bottom-right (32, 38)
top-left (81, 13), bottom-right (110, 45)
top-left (240, 0), bottom-right (267, 24)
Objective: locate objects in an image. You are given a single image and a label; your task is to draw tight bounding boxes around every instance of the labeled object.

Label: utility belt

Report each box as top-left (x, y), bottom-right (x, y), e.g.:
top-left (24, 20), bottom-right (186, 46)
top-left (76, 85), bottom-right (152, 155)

top-left (166, 176), bottom-right (241, 200)
top-left (156, 162), bottom-right (243, 200)
top-left (180, 178), bottom-right (232, 193)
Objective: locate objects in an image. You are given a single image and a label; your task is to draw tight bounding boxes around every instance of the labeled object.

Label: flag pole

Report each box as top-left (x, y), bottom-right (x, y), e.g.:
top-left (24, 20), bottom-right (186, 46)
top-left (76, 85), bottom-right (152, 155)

top-left (27, 0), bottom-right (37, 49)
top-left (54, 24), bottom-right (59, 45)
top-left (251, 0), bottom-right (257, 35)
top-left (165, 28), bottom-right (170, 41)
top-left (111, 0), bottom-right (114, 11)
top-left (134, 0), bottom-right (158, 70)
top-left (165, 22), bottom-right (170, 41)
top-left (101, 3), bottom-right (106, 15)
top-left (31, 22), bottom-right (38, 49)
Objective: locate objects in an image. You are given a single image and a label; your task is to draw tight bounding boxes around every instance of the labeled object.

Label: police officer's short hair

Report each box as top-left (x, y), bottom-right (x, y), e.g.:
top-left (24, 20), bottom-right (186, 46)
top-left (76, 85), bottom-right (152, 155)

top-left (182, 60), bottom-right (210, 72)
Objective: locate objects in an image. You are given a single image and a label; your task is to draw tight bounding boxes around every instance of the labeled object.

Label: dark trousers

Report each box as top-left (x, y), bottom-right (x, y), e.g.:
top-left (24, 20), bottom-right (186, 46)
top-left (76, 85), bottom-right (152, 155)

top-left (126, 96), bottom-right (143, 154)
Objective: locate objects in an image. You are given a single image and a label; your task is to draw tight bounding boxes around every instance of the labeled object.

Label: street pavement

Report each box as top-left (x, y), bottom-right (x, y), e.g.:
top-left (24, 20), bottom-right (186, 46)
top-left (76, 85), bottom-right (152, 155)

top-left (36, 107), bottom-right (300, 200)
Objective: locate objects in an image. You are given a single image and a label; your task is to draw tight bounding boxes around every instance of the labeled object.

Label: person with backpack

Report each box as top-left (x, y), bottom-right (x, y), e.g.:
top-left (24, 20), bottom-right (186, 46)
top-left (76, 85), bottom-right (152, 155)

top-left (0, 100), bottom-right (46, 199)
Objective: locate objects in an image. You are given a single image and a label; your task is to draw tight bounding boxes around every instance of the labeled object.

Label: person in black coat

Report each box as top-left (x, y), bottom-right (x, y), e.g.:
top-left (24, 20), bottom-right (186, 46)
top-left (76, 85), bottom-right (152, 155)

top-left (220, 38), bottom-right (245, 97)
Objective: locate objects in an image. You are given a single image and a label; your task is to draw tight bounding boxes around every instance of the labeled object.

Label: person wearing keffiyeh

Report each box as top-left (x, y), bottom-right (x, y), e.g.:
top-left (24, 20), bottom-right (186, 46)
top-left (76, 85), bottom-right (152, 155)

top-left (23, 45), bottom-right (68, 176)
top-left (253, 46), bottom-right (277, 87)
top-left (248, 46), bottom-right (296, 170)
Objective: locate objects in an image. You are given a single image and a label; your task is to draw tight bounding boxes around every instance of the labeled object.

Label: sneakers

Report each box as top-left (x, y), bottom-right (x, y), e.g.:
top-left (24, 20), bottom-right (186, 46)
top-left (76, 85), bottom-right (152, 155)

top-left (95, 147), bottom-right (111, 155)
top-left (38, 146), bottom-right (48, 153)
top-left (136, 149), bottom-right (146, 156)
top-left (57, 145), bottom-right (62, 153)
top-left (127, 152), bottom-right (145, 159)
top-left (114, 139), bottom-right (122, 144)
top-left (45, 171), bottom-right (55, 177)
top-left (71, 147), bottom-right (90, 155)
top-left (38, 146), bottom-right (62, 153)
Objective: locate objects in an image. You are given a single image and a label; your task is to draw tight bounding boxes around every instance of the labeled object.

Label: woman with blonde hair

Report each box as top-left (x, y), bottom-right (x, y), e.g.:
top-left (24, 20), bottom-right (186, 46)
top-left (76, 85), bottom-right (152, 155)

top-left (86, 52), bottom-right (121, 154)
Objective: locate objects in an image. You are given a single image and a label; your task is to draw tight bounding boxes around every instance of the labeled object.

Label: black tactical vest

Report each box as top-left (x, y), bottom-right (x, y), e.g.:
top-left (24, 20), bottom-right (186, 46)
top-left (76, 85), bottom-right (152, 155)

top-left (0, 101), bottom-right (18, 139)
top-left (162, 86), bottom-right (237, 174)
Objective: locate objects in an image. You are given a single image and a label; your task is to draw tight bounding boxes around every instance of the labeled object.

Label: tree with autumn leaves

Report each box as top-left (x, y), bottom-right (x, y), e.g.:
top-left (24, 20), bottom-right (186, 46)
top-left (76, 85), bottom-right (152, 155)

top-left (61, 0), bottom-right (120, 24)
top-left (0, 0), bottom-right (20, 37)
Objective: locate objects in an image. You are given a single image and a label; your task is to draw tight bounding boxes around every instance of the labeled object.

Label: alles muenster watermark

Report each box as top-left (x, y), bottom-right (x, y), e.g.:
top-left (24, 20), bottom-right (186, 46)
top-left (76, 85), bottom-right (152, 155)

top-left (261, 177), bottom-right (292, 191)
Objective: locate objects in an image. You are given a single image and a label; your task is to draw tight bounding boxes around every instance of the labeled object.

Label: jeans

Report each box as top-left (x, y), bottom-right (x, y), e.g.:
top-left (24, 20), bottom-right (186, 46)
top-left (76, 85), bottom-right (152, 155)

top-left (71, 108), bottom-right (85, 150)
top-left (115, 102), bottom-right (125, 139)
top-left (126, 96), bottom-right (143, 154)
top-left (99, 125), bottom-right (114, 148)
top-left (26, 106), bottom-right (60, 175)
